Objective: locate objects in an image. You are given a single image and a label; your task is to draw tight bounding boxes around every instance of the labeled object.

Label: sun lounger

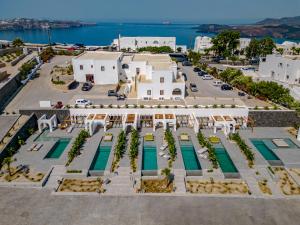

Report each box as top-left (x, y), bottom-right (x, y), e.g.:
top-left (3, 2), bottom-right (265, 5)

top-left (159, 152), bottom-right (165, 157)
top-left (180, 133), bottom-right (189, 141)
top-left (33, 143), bottom-right (43, 151)
top-left (163, 154), bottom-right (170, 159)
top-left (199, 153), bottom-right (208, 159)
top-left (272, 139), bottom-right (289, 147)
top-left (67, 125), bottom-right (74, 133)
top-left (197, 147), bottom-right (208, 154)
top-left (144, 133), bottom-right (154, 141)
top-left (103, 134), bottom-right (113, 142)
top-left (160, 143), bottom-right (168, 151)
top-left (27, 143), bottom-right (37, 151)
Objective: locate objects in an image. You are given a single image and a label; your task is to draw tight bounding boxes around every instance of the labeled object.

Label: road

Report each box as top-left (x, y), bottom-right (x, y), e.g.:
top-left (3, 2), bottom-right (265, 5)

top-left (0, 187), bottom-right (300, 225)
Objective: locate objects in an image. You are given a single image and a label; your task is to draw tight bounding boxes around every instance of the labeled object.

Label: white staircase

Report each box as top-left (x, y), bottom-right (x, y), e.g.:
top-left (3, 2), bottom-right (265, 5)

top-left (105, 167), bottom-right (134, 194)
top-left (174, 169), bottom-right (186, 193)
top-left (44, 165), bottom-right (66, 189)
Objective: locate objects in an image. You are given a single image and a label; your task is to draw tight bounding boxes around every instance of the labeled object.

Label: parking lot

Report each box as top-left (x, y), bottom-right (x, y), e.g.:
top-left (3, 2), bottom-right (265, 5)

top-left (180, 64), bottom-right (271, 107)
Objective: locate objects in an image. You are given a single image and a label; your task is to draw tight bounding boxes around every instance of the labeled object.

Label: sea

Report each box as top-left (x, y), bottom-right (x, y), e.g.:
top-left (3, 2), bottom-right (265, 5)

top-left (0, 22), bottom-right (297, 47)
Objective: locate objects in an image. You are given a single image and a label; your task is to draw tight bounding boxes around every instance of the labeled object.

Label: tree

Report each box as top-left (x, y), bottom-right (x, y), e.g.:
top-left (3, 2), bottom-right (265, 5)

top-left (12, 38), bottom-right (24, 47)
top-left (245, 39), bottom-right (261, 59)
top-left (187, 50), bottom-right (201, 65)
top-left (211, 30), bottom-right (240, 57)
top-left (276, 48), bottom-right (284, 55)
top-left (2, 157), bottom-right (16, 176)
top-left (259, 37), bottom-right (276, 57)
top-left (161, 168), bottom-right (173, 187)
top-left (176, 47), bottom-right (182, 53)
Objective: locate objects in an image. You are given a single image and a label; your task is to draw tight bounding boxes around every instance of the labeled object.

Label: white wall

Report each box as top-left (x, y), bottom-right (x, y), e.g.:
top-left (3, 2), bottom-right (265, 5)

top-left (194, 36), bottom-right (213, 53)
top-left (72, 58), bottom-right (121, 85)
top-left (258, 54), bottom-right (300, 85)
top-left (114, 37), bottom-right (176, 51)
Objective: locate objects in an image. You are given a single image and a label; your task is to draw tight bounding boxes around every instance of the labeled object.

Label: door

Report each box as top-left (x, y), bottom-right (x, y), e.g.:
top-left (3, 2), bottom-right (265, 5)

top-left (86, 74), bottom-right (94, 83)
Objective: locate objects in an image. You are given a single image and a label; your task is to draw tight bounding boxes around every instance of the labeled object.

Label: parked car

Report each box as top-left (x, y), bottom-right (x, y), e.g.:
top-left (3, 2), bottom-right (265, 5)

top-left (202, 74), bottom-right (213, 80)
top-left (213, 80), bottom-right (223, 86)
top-left (108, 90), bottom-right (118, 96)
top-left (221, 84), bottom-right (233, 91)
top-left (189, 83), bottom-right (198, 92)
top-left (75, 99), bottom-right (92, 106)
top-left (81, 82), bottom-right (93, 91)
top-left (238, 91), bottom-right (246, 96)
top-left (182, 73), bottom-right (187, 81)
top-left (182, 61), bottom-right (192, 66)
top-left (117, 94), bottom-right (126, 101)
top-left (198, 70), bottom-right (207, 76)
top-left (53, 101), bottom-right (63, 109)
top-left (193, 67), bottom-right (201, 72)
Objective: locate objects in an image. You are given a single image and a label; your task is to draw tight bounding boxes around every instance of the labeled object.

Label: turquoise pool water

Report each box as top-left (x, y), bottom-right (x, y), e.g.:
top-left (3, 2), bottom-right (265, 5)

top-left (214, 144), bottom-right (238, 173)
top-left (259, 138), bottom-right (299, 149)
top-left (44, 138), bottom-right (70, 159)
top-left (180, 145), bottom-right (201, 170)
top-left (90, 145), bottom-right (111, 171)
top-left (142, 146), bottom-right (158, 170)
top-left (251, 139), bottom-right (280, 161)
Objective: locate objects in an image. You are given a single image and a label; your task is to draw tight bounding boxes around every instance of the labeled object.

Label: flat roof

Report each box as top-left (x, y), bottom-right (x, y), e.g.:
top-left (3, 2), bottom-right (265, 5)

top-left (75, 51), bottom-right (123, 60)
top-left (133, 54), bottom-right (171, 62)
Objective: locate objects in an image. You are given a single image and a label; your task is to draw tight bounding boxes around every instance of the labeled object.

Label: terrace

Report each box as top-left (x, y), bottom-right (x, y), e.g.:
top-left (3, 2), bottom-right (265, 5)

top-left (85, 113), bottom-right (107, 135)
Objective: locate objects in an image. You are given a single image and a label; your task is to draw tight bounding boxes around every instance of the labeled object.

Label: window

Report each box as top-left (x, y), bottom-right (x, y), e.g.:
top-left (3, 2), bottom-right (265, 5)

top-left (91, 65), bottom-right (93, 68)
top-left (286, 75), bottom-right (289, 80)
top-left (80, 65), bottom-right (83, 70)
top-left (160, 77), bottom-right (164, 83)
top-left (101, 66), bottom-right (105, 71)
top-left (147, 90), bottom-right (151, 95)
top-left (113, 66), bottom-right (115, 70)
top-left (160, 90), bottom-right (164, 95)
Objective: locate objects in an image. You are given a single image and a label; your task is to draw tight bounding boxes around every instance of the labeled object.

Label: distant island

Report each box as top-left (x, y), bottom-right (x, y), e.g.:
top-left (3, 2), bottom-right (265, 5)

top-left (194, 16), bottom-right (300, 40)
top-left (0, 18), bottom-right (96, 31)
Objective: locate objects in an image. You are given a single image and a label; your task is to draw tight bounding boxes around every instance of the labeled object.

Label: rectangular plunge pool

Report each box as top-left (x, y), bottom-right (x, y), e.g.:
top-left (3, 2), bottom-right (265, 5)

top-left (213, 144), bottom-right (238, 174)
top-left (250, 139), bottom-right (280, 161)
top-left (142, 145), bottom-right (158, 171)
top-left (44, 138), bottom-right (70, 159)
top-left (90, 145), bottom-right (112, 171)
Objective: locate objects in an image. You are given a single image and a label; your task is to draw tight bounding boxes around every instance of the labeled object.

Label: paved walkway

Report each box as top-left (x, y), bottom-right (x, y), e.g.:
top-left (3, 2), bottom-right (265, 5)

top-left (1, 187), bottom-right (300, 225)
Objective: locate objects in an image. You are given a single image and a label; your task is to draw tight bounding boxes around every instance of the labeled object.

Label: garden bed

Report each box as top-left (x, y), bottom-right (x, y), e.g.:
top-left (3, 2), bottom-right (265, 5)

top-left (274, 167), bottom-right (300, 195)
top-left (140, 178), bottom-right (174, 193)
top-left (186, 179), bottom-right (249, 195)
top-left (58, 178), bottom-right (104, 193)
top-left (0, 166), bottom-right (44, 183)
top-left (258, 179), bottom-right (272, 195)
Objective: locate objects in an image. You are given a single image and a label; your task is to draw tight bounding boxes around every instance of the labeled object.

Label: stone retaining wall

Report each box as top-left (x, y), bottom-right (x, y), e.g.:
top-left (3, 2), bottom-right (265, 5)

top-left (249, 110), bottom-right (300, 127)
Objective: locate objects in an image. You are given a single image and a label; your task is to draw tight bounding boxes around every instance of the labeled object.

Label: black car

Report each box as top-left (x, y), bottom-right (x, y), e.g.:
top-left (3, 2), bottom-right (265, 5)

top-left (108, 90), bottom-right (118, 96)
top-left (117, 94), bottom-right (126, 101)
top-left (81, 82), bottom-right (93, 91)
top-left (198, 70), bottom-right (207, 76)
top-left (182, 61), bottom-right (192, 66)
top-left (193, 67), bottom-right (201, 72)
top-left (238, 91), bottom-right (246, 96)
top-left (221, 84), bottom-right (233, 91)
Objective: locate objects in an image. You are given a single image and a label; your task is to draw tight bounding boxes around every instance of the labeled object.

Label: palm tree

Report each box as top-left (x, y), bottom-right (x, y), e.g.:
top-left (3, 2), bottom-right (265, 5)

top-left (2, 156), bottom-right (16, 176)
top-left (161, 168), bottom-right (172, 187)
top-left (12, 38), bottom-right (24, 47)
top-left (291, 46), bottom-right (297, 55)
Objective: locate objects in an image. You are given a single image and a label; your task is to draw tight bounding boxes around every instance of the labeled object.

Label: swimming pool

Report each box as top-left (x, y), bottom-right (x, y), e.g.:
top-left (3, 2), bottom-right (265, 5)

top-left (213, 144), bottom-right (238, 173)
top-left (250, 139), bottom-right (280, 161)
top-left (90, 145), bottom-right (112, 171)
top-left (44, 138), bottom-right (71, 159)
top-left (258, 138), bottom-right (299, 150)
top-left (180, 144), bottom-right (201, 170)
top-left (142, 145), bottom-right (158, 171)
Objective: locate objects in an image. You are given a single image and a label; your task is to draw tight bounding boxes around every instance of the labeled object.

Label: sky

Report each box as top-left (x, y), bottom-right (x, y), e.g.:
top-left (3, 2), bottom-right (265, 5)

top-left (0, 0), bottom-right (299, 24)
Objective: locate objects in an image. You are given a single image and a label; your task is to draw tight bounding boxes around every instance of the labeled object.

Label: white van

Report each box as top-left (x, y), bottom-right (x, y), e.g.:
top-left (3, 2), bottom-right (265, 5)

top-left (75, 99), bottom-right (92, 107)
top-left (213, 80), bottom-right (223, 86)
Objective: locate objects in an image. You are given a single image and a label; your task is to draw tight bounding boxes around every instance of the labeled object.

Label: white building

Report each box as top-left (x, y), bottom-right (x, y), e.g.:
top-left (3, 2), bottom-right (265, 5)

top-left (258, 54), bottom-right (300, 100)
top-left (194, 36), bottom-right (251, 53)
top-left (276, 41), bottom-right (300, 55)
top-left (122, 54), bottom-right (185, 100)
top-left (112, 36), bottom-right (176, 51)
top-left (259, 54), bottom-right (300, 85)
top-left (72, 51), bottom-right (124, 85)
top-left (238, 38), bottom-right (251, 51)
top-left (194, 36), bottom-right (213, 53)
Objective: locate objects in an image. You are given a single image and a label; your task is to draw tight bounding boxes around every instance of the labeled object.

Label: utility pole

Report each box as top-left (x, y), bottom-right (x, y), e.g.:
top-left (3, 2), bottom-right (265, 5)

top-left (47, 26), bottom-right (52, 46)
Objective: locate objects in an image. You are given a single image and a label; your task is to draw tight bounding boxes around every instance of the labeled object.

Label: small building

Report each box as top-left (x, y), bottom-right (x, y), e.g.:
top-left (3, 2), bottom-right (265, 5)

top-left (72, 51), bottom-right (124, 85)
top-left (238, 38), bottom-right (251, 51)
top-left (258, 54), bottom-right (300, 85)
top-left (122, 54), bottom-right (185, 100)
top-left (194, 36), bottom-right (213, 53)
top-left (112, 36), bottom-right (176, 51)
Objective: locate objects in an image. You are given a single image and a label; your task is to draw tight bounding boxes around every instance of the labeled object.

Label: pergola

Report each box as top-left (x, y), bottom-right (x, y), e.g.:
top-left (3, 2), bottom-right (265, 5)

top-left (212, 115), bottom-right (236, 135)
top-left (123, 113), bottom-right (138, 130)
top-left (139, 115), bottom-right (153, 128)
top-left (176, 114), bottom-right (195, 129)
top-left (38, 114), bottom-right (57, 133)
top-left (85, 114), bottom-right (107, 135)
top-left (105, 115), bottom-right (123, 129)
top-left (153, 114), bottom-right (176, 131)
